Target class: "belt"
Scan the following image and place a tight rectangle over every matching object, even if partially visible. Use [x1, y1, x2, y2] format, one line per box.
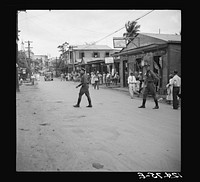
[129, 83, 135, 84]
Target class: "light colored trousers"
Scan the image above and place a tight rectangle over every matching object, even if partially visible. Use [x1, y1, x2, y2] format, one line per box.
[129, 83, 137, 98]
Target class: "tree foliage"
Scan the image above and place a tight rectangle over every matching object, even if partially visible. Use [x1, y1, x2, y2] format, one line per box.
[123, 21, 140, 43]
[18, 51, 28, 68]
[57, 42, 69, 54]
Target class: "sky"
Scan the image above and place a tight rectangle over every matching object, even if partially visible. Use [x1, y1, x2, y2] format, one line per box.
[18, 10, 181, 58]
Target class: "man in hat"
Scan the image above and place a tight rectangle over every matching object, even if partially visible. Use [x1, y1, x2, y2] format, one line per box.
[73, 68, 92, 108]
[138, 64, 159, 109]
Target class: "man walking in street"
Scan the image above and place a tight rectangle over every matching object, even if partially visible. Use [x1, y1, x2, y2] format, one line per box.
[128, 72, 139, 99]
[170, 70, 181, 109]
[138, 64, 159, 109]
[73, 68, 92, 108]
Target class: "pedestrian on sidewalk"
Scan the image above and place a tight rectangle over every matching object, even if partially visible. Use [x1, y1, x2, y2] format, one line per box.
[98, 72, 102, 85]
[138, 64, 160, 109]
[90, 72, 95, 88]
[170, 70, 181, 109]
[113, 72, 119, 85]
[60, 73, 64, 81]
[106, 72, 111, 87]
[31, 73, 35, 85]
[128, 72, 139, 99]
[73, 68, 92, 108]
[166, 74, 173, 105]
[94, 71, 100, 90]
[103, 72, 106, 84]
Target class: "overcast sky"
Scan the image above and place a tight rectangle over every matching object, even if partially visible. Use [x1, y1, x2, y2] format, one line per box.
[18, 10, 181, 58]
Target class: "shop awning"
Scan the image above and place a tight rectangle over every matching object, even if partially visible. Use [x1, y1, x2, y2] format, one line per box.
[86, 58, 105, 64]
[113, 43, 168, 56]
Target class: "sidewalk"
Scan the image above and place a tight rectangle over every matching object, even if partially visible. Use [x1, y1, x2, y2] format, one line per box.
[99, 83, 168, 104]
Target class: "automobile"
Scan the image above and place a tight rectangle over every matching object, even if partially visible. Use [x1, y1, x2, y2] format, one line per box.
[44, 72, 53, 81]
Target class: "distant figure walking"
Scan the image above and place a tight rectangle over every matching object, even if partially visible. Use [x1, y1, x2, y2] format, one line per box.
[73, 68, 92, 108]
[106, 72, 111, 86]
[60, 73, 64, 81]
[102, 72, 106, 84]
[94, 71, 99, 90]
[114, 72, 119, 85]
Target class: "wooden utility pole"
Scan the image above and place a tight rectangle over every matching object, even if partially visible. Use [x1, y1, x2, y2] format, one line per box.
[25, 41, 33, 72]
[25, 41, 33, 59]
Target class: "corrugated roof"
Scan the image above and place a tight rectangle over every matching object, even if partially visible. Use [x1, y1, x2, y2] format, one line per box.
[73, 44, 113, 50]
[140, 33, 181, 42]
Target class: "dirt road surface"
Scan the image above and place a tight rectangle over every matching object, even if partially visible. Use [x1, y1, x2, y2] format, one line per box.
[16, 77, 181, 171]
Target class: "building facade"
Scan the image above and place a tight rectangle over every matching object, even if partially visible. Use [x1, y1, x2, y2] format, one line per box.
[65, 44, 117, 74]
[113, 33, 181, 94]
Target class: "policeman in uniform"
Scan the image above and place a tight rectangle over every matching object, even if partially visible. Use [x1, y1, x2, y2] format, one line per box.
[73, 68, 92, 108]
[138, 63, 159, 109]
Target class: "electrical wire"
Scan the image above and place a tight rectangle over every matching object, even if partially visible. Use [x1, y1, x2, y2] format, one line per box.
[86, 10, 155, 47]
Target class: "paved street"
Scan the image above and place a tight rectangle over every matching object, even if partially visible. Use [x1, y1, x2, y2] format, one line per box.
[16, 77, 181, 171]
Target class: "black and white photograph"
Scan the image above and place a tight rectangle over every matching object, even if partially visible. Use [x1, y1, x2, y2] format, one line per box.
[16, 10, 181, 173]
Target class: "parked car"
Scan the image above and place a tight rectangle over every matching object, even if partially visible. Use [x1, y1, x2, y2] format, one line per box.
[44, 72, 53, 81]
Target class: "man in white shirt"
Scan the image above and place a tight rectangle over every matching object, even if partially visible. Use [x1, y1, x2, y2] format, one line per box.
[128, 72, 139, 99]
[170, 70, 181, 109]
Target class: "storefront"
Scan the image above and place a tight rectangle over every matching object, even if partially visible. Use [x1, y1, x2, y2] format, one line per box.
[115, 42, 181, 94]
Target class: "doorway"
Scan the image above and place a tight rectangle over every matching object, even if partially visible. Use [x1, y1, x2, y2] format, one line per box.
[123, 60, 128, 87]
[153, 56, 162, 92]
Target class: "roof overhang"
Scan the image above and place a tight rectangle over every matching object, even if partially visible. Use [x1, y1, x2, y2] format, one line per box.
[113, 43, 168, 56]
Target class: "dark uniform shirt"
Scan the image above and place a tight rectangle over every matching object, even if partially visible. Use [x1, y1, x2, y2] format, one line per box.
[144, 70, 159, 84]
[81, 74, 89, 88]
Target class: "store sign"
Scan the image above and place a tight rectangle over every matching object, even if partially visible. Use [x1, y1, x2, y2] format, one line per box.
[113, 37, 127, 48]
[105, 57, 114, 64]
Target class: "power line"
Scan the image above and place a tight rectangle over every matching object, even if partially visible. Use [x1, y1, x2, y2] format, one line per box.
[89, 10, 155, 46]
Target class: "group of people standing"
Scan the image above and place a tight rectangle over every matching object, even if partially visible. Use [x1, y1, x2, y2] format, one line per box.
[127, 64, 181, 110]
[71, 65, 181, 110]
[90, 71, 101, 89]
[89, 71, 120, 89]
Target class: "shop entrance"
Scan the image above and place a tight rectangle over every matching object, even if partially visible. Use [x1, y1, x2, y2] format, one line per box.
[123, 60, 128, 87]
[153, 56, 162, 92]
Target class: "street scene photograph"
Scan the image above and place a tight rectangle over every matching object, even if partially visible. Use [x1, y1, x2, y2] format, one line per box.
[16, 10, 181, 173]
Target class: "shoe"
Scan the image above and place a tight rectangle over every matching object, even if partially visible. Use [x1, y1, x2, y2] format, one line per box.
[73, 105, 80, 107]
[138, 105, 145, 108]
[153, 106, 159, 109]
[86, 105, 92, 107]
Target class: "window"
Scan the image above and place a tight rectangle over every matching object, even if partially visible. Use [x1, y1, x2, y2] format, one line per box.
[79, 52, 85, 59]
[93, 52, 100, 58]
[105, 52, 110, 57]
